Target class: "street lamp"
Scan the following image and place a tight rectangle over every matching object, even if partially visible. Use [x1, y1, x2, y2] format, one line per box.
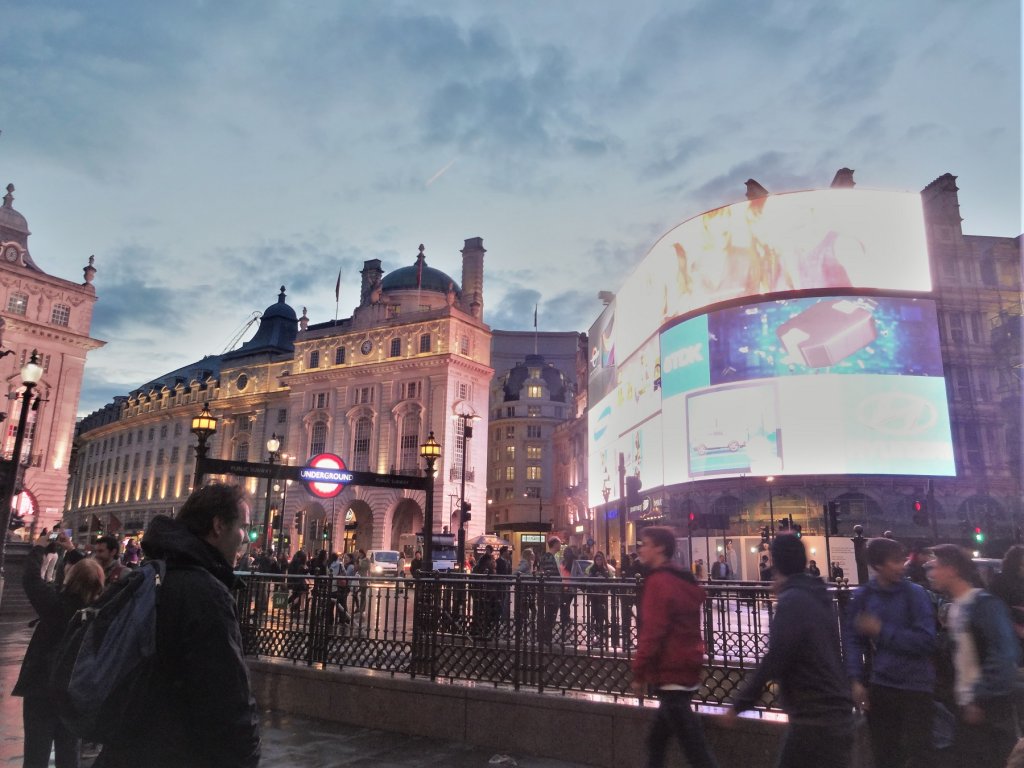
[0, 351, 44, 609]
[419, 431, 441, 572]
[262, 433, 280, 553]
[601, 476, 611, 555]
[766, 476, 776, 540]
[190, 403, 218, 490]
[452, 409, 478, 572]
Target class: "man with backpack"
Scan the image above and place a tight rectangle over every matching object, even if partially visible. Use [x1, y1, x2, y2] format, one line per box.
[93, 482, 261, 768]
[631, 526, 719, 768]
[928, 544, 1020, 767]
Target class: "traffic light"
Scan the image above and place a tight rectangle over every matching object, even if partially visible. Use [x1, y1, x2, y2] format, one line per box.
[322, 523, 331, 541]
[912, 499, 928, 527]
[688, 512, 698, 532]
[974, 526, 986, 544]
[248, 528, 259, 543]
[778, 516, 791, 532]
[626, 475, 642, 507]
[827, 501, 841, 535]
[793, 523, 803, 539]
[461, 501, 472, 523]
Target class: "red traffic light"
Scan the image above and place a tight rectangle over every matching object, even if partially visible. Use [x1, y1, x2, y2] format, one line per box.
[913, 500, 923, 512]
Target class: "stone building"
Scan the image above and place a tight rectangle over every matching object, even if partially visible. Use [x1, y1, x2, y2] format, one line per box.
[65, 240, 493, 554]
[0, 182, 102, 534]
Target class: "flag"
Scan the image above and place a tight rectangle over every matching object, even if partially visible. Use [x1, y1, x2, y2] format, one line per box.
[533, 303, 538, 329]
[334, 269, 341, 302]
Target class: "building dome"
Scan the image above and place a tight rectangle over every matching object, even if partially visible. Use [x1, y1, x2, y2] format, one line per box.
[502, 354, 571, 403]
[381, 244, 461, 296]
[0, 184, 29, 236]
[221, 286, 297, 360]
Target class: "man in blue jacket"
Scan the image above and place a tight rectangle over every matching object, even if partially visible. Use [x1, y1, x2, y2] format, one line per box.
[843, 537, 936, 768]
[928, 544, 1020, 768]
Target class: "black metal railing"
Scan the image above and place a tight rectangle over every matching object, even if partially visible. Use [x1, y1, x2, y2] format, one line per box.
[233, 572, 850, 713]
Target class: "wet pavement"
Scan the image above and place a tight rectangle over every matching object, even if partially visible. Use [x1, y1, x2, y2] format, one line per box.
[0, 614, 592, 768]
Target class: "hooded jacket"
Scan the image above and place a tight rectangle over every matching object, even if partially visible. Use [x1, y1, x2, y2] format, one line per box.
[95, 515, 260, 768]
[733, 573, 852, 723]
[632, 564, 706, 688]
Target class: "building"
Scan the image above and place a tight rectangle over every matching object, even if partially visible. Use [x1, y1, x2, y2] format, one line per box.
[0, 182, 103, 535]
[551, 333, 590, 551]
[65, 240, 493, 555]
[486, 331, 581, 557]
[586, 171, 1022, 569]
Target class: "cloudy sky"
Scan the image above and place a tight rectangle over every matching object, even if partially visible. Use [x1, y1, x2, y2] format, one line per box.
[2, 1, 1019, 415]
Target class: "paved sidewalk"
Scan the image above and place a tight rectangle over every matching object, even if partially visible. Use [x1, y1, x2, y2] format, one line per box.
[0, 616, 593, 768]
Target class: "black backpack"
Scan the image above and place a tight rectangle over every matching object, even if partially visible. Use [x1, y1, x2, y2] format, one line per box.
[50, 560, 166, 742]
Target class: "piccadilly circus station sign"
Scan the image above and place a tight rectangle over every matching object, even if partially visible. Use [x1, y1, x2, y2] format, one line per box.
[299, 453, 353, 498]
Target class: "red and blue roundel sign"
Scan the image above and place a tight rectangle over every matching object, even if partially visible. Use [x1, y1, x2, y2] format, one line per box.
[299, 453, 353, 499]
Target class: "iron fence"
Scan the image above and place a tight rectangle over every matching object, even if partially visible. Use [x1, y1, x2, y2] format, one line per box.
[233, 572, 851, 712]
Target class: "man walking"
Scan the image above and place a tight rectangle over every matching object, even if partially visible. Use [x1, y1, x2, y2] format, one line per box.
[710, 554, 732, 580]
[928, 544, 1020, 767]
[726, 534, 853, 768]
[94, 483, 261, 768]
[631, 526, 718, 768]
[844, 537, 937, 768]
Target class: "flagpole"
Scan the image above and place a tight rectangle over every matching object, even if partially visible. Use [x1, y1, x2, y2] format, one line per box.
[534, 303, 538, 354]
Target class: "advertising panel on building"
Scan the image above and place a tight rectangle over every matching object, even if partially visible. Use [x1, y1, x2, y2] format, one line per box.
[588, 188, 953, 502]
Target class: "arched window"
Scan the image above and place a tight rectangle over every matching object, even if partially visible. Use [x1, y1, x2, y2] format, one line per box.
[310, 421, 327, 455]
[399, 413, 420, 474]
[233, 440, 249, 462]
[352, 416, 371, 471]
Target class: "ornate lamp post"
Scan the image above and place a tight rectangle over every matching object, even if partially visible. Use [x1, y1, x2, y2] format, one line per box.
[190, 403, 218, 490]
[0, 351, 44, 608]
[601, 476, 611, 555]
[419, 431, 441, 572]
[261, 433, 280, 552]
[766, 475, 776, 540]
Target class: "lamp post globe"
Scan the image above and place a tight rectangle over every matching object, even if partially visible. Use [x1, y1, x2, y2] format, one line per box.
[419, 431, 441, 572]
[190, 403, 218, 490]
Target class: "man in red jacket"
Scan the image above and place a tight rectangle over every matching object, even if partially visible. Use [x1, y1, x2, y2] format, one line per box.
[631, 526, 719, 768]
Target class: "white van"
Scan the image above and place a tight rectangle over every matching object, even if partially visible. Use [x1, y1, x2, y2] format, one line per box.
[367, 550, 400, 576]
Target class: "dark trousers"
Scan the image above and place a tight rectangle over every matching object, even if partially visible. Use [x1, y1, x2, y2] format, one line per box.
[866, 685, 934, 768]
[954, 695, 1018, 768]
[23, 695, 80, 768]
[646, 689, 718, 768]
[777, 719, 854, 768]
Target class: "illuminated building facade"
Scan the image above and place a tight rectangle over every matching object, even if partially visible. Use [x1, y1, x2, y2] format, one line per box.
[0, 182, 103, 535]
[66, 240, 492, 553]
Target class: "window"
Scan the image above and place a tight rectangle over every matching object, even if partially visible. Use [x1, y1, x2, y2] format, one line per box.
[238, 418, 251, 433]
[148, 427, 155, 441]
[357, 387, 373, 405]
[527, 425, 541, 439]
[132, 454, 140, 470]
[947, 312, 966, 344]
[233, 441, 249, 461]
[525, 486, 540, 498]
[528, 406, 542, 417]
[118, 434, 124, 447]
[156, 448, 165, 464]
[310, 350, 322, 368]
[160, 425, 168, 439]
[506, 407, 516, 418]
[505, 445, 515, 460]
[950, 366, 971, 400]
[453, 419, 467, 480]
[170, 446, 180, 463]
[335, 347, 346, 365]
[401, 381, 420, 400]
[503, 488, 516, 500]
[457, 382, 470, 400]
[144, 451, 152, 467]
[527, 445, 542, 460]
[504, 466, 515, 480]
[969, 313, 984, 344]
[352, 417, 371, 471]
[527, 385, 543, 398]
[389, 338, 402, 357]
[962, 424, 984, 467]
[50, 304, 71, 327]
[310, 422, 327, 455]
[506, 426, 515, 439]
[277, 408, 287, 423]
[314, 392, 329, 409]
[460, 336, 470, 355]
[174, 423, 182, 437]
[419, 334, 431, 353]
[7, 292, 27, 316]
[526, 466, 542, 481]
[399, 414, 420, 473]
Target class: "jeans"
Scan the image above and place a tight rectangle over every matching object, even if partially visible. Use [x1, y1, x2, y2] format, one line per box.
[866, 685, 934, 768]
[777, 719, 854, 768]
[23, 695, 80, 768]
[646, 689, 718, 768]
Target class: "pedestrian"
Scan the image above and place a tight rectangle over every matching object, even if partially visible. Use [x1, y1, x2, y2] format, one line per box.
[831, 561, 844, 581]
[710, 554, 732, 580]
[619, 551, 642, 648]
[725, 539, 739, 580]
[93, 483, 261, 768]
[496, 545, 512, 622]
[538, 537, 563, 644]
[15, 534, 103, 768]
[515, 549, 535, 575]
[988, 544, 1024, 641]
[123, 537, 141, 568]
[586, 551, 613, 647]
[927, 544, 1020, 767]
[287, 549, 310, 615]
[805, 559, 821, 578]
[904, 548, 930, 588]
[631, 526, 719, 768]
[92, 534, 128, 586]
[759, 555, 772, 582]
[844, 537, 937, 768]
[726, 534, 854, 768]
[410, 550, 423, 577]
[693, 558, 706, 581]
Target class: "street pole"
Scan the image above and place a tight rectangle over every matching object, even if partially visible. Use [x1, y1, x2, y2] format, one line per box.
[420, 432, 440, 572]
[602, 485, 611, 556]
[767, 476, 776, 540]
[618, 452, 626, 561]
[0, 351, 43, 610]
[261, 434, 280, 553]
[454, 414, 474, 572]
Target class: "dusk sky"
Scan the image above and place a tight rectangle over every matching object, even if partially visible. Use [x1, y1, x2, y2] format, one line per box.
[2, 1, 1019, 416]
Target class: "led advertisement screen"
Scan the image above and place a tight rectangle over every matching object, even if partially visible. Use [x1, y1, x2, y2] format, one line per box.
[588, 188, 931, 380]
[660, 296, 954, 481]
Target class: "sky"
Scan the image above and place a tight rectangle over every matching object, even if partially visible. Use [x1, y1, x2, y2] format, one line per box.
[1, 1, 1020, 416]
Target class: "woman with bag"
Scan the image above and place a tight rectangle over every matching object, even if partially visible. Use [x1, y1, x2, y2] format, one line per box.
[14, 532, 106, 768]
[586, 552, 613, 647]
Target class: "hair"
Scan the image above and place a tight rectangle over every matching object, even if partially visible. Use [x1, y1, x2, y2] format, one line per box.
[594, 551, 606, 564]
[866, 537, 906, 568]
[176, 483, 247, 537]
[523, 549, 535, 559]
[1002, 545, 1024, 579]
[547, 537, 561, 549]
[932, 544, 981, 585]
[641, 526, 677, 558]
[94, 534, 120, 555]
[63, 558, 105, 606]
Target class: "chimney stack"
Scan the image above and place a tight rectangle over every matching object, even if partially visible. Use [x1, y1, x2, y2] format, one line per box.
[460, 237, 486, 319]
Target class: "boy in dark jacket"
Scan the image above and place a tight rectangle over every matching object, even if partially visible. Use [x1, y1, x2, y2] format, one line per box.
[844, 537, 936, 768]
[631, 526, 718, 768]
[727, 534, 853, 768]
[95, 483, 260, 768]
